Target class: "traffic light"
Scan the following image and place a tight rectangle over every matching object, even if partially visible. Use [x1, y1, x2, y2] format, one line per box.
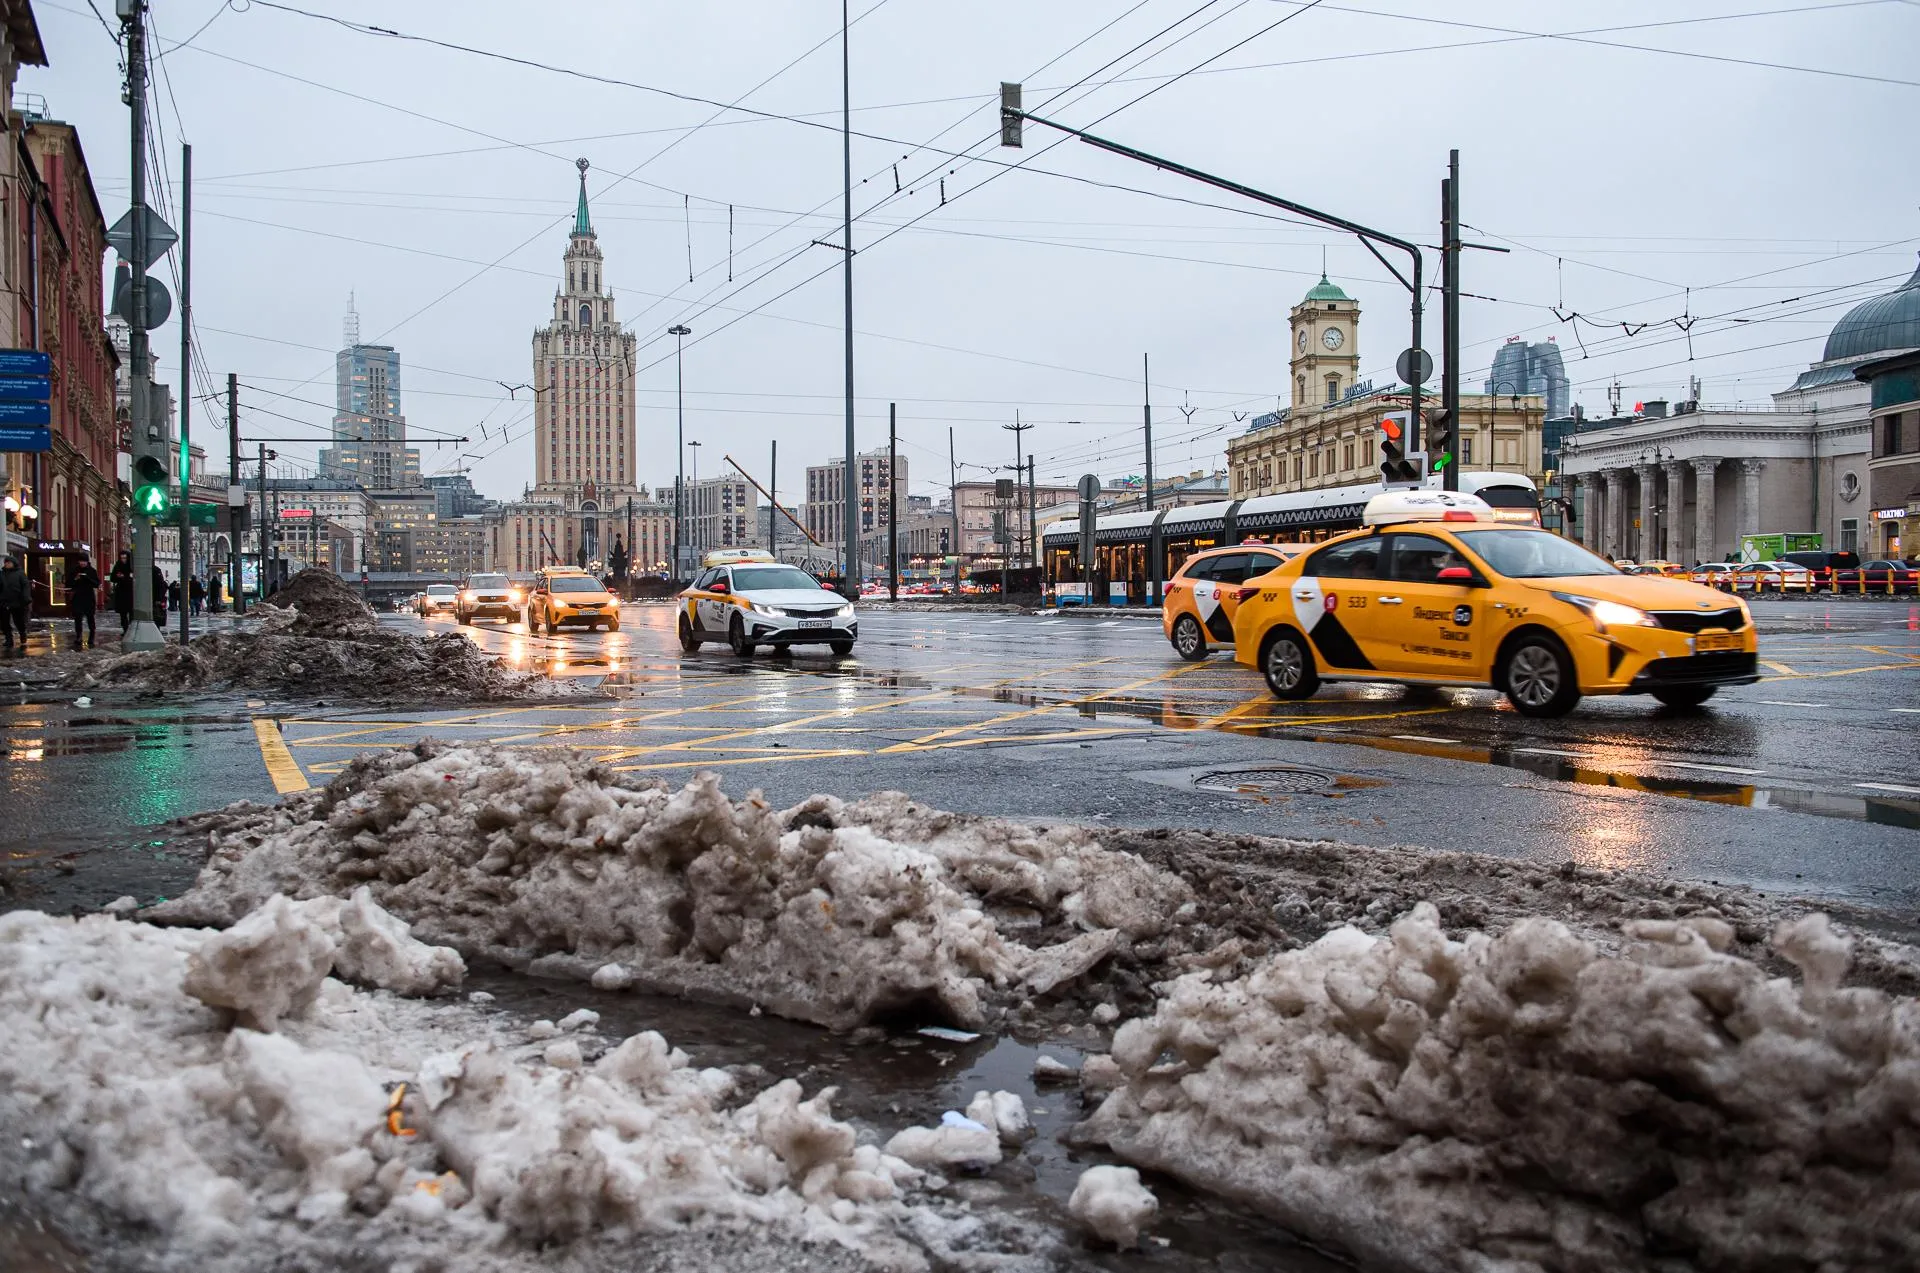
[131, 451, 171, 519]
[1378, 411, 1422, 487]
[999, 82, 1023, 147]
[1426, 408, 1456, 478]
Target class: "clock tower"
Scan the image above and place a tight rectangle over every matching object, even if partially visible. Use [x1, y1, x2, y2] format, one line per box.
[1289, 273, 1361, 412]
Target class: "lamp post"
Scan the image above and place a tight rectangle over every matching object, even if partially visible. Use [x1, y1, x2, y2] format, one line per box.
[668, 324, 691, 580]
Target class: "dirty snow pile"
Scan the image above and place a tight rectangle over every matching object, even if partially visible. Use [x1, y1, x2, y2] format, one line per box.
[1078, 902, 1920, 1273]
[74, 567, 591, 702]
[153, 742, 1192, 1031]
[0, 897, 931, 1272]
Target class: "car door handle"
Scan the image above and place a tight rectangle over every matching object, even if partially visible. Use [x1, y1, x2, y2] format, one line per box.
[1294, 590, 1316, 599]
[1378, 596, 1404, 605]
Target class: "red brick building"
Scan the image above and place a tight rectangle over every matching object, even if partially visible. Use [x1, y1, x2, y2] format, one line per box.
[21, 113, 119, 562]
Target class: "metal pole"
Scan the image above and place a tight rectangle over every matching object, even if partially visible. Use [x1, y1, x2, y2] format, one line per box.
[769, 439, 777, 559]
[1027, 457, 1037, 583]
[176, 142, 191, 644]
[669, 324, 689, 579]
[840, 0, 857, 598]
[948, 426, 959, 596]
[1144, 353, 1160, 606]
[1442, 149, 1461, 492]
[228, 373, 242, 613]
[256, 443, 267, 601]
[1001, 412, 1032, 568]
[887, 403, 898, 600]
[121, 0, 163, 649]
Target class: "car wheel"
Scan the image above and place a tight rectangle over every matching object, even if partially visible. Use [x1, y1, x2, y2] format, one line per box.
[1261, 630, 1319, 700]
[545, 614, 558, 637]
[457, 610, 470, 625]
[830, 640, 854, 656]
[1171, 614, 1208, 662]
[1651, 685, 1716, 709]
[729, 617, 756, 658]
[606, 617, 620, 633]
[677, 614, 700, 651]
[1502, 634, 1580, 717]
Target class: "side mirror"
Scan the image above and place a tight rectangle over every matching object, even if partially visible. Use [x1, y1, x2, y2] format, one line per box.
[820, 581, 838, 591]
[1437, 566, 1479, 585]
[710, 581, 730, 595]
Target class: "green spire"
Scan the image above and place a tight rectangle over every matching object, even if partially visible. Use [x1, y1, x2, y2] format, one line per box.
[573, 157, 593, 236]
[1304, 272, 1349, 302]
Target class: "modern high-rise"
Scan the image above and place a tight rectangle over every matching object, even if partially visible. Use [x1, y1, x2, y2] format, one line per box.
[319, 301, 422, 491]
[804, 447, 906, 545]
[1487, 337, 1570, 422]
[685, 476, 756, 553]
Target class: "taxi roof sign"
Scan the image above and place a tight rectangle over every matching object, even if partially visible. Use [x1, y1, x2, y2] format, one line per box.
[1362, 489, 1495, 528]
[702, 548, 776, 568]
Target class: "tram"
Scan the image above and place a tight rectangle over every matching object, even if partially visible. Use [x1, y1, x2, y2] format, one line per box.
[1042, 472, 1541, 604]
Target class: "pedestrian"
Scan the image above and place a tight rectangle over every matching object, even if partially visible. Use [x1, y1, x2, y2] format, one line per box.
[67, 551, 101, 649]
[208, 570, 224, 613]
[109, 550, 134, 631]
[166, 578, 181, 616]
[0, 552, 28, 657]
[189, 574, 205, 617]
[152, 566, 168, 626]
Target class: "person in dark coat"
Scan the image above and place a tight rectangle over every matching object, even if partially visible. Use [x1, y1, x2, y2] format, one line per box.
[189, 574, 206, 617]
[67, 551, 101, 648]
[109, 551, 134, 630]
[152, 566, 168, 625]
[0, 553, 29, 656]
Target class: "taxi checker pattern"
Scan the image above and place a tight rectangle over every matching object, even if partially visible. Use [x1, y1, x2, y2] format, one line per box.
[1231, 490, 1760, 717]
[1161, 545, 1301, 660]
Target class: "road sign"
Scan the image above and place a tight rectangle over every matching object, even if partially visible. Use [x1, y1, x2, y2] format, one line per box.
[0, 376, 50, 402]
[0, 350, 50, 378]
[188, 503, 220, 528]
[1078, 473, 1101, 502]
[0, 400, 50, 425]
[1396, 347, 1433, 386]
[0, 424, 50, 451]
[110, 270, 173, 328]
[106, 207, 179, 269]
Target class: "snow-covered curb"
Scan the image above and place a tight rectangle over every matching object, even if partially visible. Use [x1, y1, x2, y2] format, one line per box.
[149, 743, 1191, 1031]
[1077, 902, 1920, 1272]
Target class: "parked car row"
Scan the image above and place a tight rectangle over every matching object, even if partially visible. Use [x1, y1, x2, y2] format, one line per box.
[1617, 552, 1917, 593]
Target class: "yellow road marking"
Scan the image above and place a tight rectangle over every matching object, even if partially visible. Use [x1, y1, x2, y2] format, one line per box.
[252, 718, 311, 794]
[882, 662, 1207, 753]
[1760, 660, 1797, 676]
[1764, 662, 1920, 680]
[610, 749, 868, 774]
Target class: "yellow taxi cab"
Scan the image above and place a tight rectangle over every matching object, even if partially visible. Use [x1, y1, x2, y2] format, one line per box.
[676, 549, 856, 658]
[1231, 490, 1759, 716]
[1162, 543, 1306, 661]
[526, 567, 619, 634]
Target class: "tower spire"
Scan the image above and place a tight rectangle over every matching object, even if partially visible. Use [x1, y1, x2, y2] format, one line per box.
[344, 291, 359, 345]
[573, 158, 593, 237]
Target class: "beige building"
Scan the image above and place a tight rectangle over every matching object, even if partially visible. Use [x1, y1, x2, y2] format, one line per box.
[414, 515, 489, 578]
[1227, 275, 1544, 498]
[685, 475, 755, 554]
[805, 447, 904, 545]
[953, 478, 1079, 562]
[515, 158, 639, 571]
[487, 488, 675, 577]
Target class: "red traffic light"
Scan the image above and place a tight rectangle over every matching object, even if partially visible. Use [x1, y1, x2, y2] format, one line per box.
[1380, 416, 1403, 442]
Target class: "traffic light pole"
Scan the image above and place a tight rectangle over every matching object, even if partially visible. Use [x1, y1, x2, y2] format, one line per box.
[1441, 151, 1461, 492]
[228, 373, 243, 614]
[121, 0, 164, 651]
[176, 141, 191, 644]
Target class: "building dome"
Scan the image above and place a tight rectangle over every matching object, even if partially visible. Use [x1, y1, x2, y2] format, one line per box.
[1303, 272, 1349, 302]
[1822, 253, 1920, 362]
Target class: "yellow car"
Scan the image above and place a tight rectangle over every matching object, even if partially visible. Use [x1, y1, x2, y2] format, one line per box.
[527, 567, 620, 634]
[1232, 490, 1759, 717]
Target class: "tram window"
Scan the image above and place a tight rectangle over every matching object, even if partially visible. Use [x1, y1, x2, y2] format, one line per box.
[1304, 537, 1381, 579]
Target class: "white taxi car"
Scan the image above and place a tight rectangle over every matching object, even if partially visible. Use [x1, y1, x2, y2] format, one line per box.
[677, 550, 856, 657]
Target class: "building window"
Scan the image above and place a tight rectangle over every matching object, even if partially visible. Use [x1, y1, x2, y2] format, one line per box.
[1325, 376, 1339, 404]
[1460, 437, 1473, 465]
[1342, 443, 1353, 472]
[1840, 518, 1859, 552]
[1293, 456, 1303, 483]
[1882, 413, 1903, 458]
[1308, 452, 1318, 479]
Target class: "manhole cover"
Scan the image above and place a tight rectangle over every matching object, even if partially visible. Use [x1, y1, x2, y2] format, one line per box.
[1193, 766, 1336, 795]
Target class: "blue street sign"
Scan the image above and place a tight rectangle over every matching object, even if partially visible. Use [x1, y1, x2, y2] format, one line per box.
[0, 350, 51, 378]
[0, 376, 50, 401]
[0, 400, 50, 425]
[0, 424, 51, 451]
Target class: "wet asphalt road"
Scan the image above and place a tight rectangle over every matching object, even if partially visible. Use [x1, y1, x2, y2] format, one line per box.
[3, 598, 1918, 917]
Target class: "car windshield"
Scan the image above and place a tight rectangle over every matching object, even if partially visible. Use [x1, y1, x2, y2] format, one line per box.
[549, 576, 607, 594]
[426, 585, 457, 596]
[468, 574, 508, 589]
[1455, 529, 1620, 579]
[733, 566, 824, 591]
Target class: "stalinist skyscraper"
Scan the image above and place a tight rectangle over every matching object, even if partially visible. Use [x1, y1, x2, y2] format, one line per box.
[504, 159, 642, 570]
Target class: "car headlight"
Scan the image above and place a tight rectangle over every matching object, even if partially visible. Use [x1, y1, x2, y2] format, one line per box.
[836, 603, 854, 618]
[748, 600, 778, 615]
[462, 590, 476, 602]
[509, 590, 523, 605]
[1553, 592, 1656, 632]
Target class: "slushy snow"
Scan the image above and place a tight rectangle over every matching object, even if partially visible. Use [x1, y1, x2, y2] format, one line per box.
[153, 744, 1190, 1031]
[1078, 902, 1920, 1272]
[0, 902, 936, 1271]
[1067, 1165, 1157, 1248]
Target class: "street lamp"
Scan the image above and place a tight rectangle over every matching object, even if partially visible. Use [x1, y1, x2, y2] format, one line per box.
[668, 324, 691, 580]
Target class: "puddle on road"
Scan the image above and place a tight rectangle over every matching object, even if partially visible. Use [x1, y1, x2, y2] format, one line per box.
[467, 968, 1351, 1271]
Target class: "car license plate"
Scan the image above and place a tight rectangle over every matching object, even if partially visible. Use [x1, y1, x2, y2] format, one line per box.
[798, 618, 830, 629]
[1696, 632, 1741, 652]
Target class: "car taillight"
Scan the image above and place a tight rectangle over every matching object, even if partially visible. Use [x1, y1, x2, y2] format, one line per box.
[1236, 586, 1261, 602]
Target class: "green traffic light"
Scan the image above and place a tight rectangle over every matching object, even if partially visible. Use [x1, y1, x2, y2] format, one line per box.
[1432, 453, 1452, 471]
[133, 484, 171, 517]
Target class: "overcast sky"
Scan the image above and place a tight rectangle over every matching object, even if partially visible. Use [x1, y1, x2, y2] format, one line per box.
[26, 0, 1920, 503]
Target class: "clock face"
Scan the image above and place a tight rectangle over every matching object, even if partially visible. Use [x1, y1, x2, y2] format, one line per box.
[1296, 329, 1308, 353]
[1322, 327, 1345, 351]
